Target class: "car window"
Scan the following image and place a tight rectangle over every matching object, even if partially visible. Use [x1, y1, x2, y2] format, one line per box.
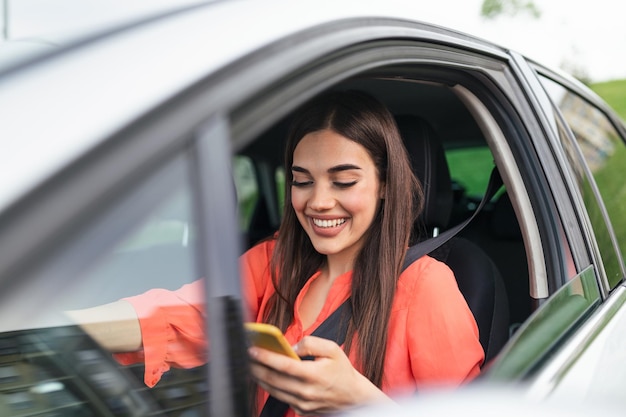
[233, 155, 260, 231]
[539, 76, 626, 289]
[446, 146, 494, 198]
[276, 166, 286, 215]
[487, 265, 601, 379]
[0, 154, 210, 416]
[234, 155, 285, 249]
[445, 146, 502, 226]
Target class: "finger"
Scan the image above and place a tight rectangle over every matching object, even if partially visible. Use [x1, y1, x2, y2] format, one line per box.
[249, 360, 318, 410]
[293, 336, 343, 359]
[249, 359, 302, 396]
[253, 378, 333, 417]
[262, 389, 329, 416]
[249, 346, 304, 375]
[249, 362, 292, 394]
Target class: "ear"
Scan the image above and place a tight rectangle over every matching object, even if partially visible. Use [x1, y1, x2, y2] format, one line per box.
[379, 182, 386, 199]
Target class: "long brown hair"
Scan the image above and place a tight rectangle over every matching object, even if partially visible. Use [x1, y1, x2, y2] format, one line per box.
[264, 90, 423, 387]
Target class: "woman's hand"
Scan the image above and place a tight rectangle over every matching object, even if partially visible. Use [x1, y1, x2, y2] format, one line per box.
[248, 335, 392, 415]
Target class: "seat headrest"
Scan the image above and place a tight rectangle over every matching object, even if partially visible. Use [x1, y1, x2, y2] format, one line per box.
[395, 115, 453, 234]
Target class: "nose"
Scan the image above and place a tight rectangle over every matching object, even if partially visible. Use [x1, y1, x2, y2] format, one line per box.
[308, 183, 335, 211]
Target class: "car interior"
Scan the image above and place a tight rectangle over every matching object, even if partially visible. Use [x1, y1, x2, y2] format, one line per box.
[236, 76, 532, 354]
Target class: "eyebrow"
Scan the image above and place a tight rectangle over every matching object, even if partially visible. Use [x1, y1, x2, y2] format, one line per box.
[291, 164, 362, 174]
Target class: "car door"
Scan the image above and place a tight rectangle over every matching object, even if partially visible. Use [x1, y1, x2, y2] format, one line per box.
[0, 94, 248, 417]
[483, 60, 626, 403]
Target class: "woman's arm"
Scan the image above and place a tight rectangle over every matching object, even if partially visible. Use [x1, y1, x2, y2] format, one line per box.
[65, 300, 142, 352]
[406, 259, 483, 383]
[66, 282, 208, 387]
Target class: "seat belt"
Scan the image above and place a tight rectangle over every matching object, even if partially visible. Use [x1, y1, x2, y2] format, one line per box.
[403, 167, 502, 269]
[260, 168, 502, 417]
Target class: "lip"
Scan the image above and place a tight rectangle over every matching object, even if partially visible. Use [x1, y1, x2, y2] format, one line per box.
[308, 215, 349, 237]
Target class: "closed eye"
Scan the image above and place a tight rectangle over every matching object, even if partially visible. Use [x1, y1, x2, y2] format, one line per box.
[291, 180, 313, 187]
[334, 180, 357, 188]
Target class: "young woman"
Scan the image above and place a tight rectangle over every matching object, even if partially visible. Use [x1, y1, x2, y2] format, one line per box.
[71, 90, 483, 416]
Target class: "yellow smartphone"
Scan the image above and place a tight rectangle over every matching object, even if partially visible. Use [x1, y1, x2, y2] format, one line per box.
[244, 322, 300, 360]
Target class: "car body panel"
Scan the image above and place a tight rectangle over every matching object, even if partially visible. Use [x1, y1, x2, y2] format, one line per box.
[545, 284, 626, 404]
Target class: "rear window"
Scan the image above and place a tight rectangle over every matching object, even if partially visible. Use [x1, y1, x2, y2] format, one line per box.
[446, 146, 494, 197]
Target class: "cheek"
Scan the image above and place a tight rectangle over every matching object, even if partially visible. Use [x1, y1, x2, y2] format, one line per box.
[343, 189, 379, 217]
[290, 188, 306, 213]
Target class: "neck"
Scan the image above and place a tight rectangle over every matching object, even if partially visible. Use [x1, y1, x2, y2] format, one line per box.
[323, 252, 355, 282]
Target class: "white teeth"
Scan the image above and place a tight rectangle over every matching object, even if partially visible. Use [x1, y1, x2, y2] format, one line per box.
[313, 218, 346, 228]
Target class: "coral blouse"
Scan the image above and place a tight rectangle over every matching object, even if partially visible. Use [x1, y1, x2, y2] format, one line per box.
[115, 239, 483, 414]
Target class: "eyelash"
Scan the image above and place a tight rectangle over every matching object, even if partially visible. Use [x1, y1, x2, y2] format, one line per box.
[291, 180, 357, 188]
[291, 180, 312, 187]
[334, 181, 357, 188]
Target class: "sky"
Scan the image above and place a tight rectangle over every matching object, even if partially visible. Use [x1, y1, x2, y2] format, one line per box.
[457, 0, 626, 82]
[1, 0, 625, 82]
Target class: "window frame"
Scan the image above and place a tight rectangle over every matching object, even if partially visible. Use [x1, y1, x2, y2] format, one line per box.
[535, 69, 626, 292]
[192, 115, 250, 417]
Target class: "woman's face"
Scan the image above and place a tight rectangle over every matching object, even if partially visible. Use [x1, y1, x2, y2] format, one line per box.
[291, 129, 383, 265]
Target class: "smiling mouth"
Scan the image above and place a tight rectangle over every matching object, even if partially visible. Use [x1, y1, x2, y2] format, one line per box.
[312, 218, 347, 228]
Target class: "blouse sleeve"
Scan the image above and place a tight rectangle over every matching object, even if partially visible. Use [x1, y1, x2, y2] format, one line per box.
[405, 258, 484, 386]
[114, 239, 277, 387]
[114, 280, 206, 387]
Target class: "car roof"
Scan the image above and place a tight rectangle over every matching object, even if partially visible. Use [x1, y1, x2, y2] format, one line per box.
[0, 0, 509, 214]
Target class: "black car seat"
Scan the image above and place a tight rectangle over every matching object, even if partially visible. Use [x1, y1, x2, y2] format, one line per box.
[462, 191, 531, 327]
[395, 114, 510, 364]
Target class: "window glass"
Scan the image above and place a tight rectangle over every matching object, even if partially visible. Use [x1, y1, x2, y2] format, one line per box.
[275, 166, 286, 215]
[0, 155, 210, 416]
[540, 76, 626, 288]
[446, 146, 494, 198]
[487, 265, 600, 379]
[445, 146, 500, 226]
[233, 156, 259, 231]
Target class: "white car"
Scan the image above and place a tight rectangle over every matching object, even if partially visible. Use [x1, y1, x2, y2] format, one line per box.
[0, 1, 625, 416]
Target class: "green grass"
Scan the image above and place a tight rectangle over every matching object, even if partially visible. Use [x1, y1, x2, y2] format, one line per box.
[590, 79, 626, 282]
[446, 147, 496, 197]
[581, 143, 626, 286]
[590, 79, 626, 121]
